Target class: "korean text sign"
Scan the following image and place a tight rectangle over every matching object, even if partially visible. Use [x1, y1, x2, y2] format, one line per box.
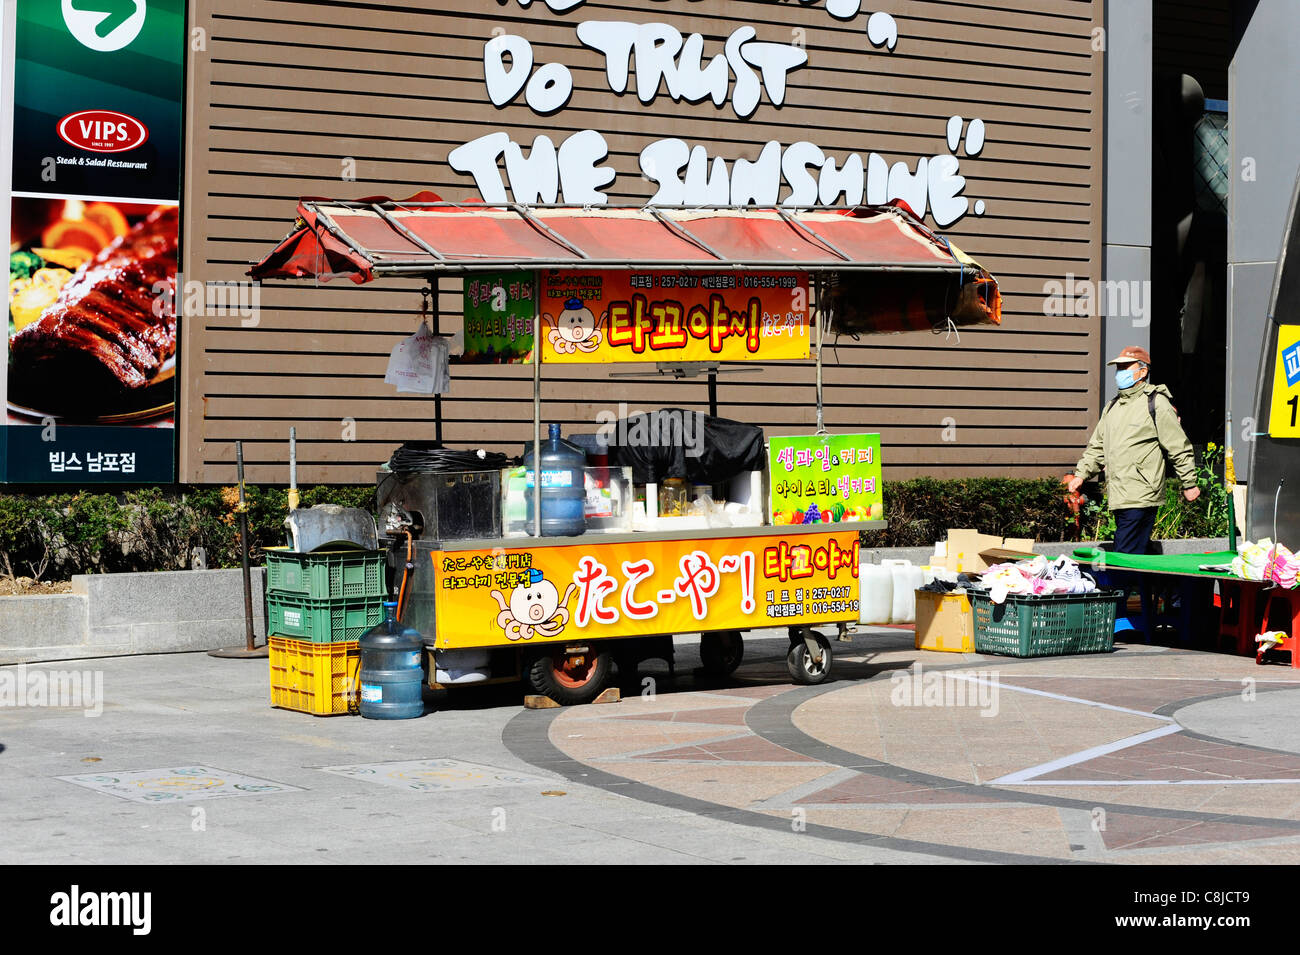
[1268, 325, 1300, 438]
[461, 271, 536, 363]
[432, 530, 859, 649]
[539, 270, 809, 364]
[768, 433, 884, 526]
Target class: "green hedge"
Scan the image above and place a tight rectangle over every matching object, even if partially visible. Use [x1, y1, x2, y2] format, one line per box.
[0, 485, 374, 581]
[0, 449, 1230, 580]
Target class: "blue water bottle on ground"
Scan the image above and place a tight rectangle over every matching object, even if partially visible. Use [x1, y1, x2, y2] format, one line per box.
[358, 601, 424, 720]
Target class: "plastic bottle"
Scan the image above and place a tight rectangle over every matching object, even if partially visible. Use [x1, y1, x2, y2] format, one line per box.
[859, 561, 894, 624]
[883, 559, 924, 624]
[358, 601, 424, 719]
[523, 423, 587, 537]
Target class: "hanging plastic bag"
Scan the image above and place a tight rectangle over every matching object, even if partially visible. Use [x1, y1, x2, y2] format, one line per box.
[385, 323, 449, 394]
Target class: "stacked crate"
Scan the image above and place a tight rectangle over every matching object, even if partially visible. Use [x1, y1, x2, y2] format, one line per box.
[265, 548, 387, 716]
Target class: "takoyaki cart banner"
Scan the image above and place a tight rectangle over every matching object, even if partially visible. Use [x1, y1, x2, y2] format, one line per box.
[540, 270, 810, 364]
[432, 530, 860, 650]
[3, 0, 186, 483]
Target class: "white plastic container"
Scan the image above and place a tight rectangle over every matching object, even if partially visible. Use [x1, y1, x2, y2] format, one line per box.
[859, 561, 894, 624]
[883, 559, 924, 623]
[434, 648, 491, 685]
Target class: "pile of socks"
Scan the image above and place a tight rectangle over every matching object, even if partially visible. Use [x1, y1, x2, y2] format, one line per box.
[977, 555, 1097, 604]
[1231, 539, 1300, 588]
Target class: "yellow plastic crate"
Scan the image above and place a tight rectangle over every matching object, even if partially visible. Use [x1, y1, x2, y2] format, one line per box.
[914, 589, 975, 653]
[269, 636, 359, 716]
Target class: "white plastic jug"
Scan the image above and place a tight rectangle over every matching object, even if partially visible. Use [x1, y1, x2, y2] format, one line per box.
[883, 559, 924, 623]
[859, 561, 894, 624]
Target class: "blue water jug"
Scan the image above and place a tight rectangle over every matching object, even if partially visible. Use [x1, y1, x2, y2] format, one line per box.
[523, 423, 587, 537]
[358, 601, 424, 720]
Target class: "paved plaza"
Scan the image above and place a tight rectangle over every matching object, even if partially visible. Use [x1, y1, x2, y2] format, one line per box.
[3, 627, 1299, 864]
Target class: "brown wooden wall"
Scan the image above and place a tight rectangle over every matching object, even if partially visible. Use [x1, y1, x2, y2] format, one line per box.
[181, 0, 1104, 484]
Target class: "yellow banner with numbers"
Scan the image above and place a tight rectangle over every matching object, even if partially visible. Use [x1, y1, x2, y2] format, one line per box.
[431, 530, 860, 650]
[1269, 325, 1300, 438]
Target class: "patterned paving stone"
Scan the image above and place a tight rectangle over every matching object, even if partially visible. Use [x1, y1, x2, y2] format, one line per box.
[793, 773, 992, 806]
[998, 676, 1244, 713]
[631, 735, 817, 763]
[611, 706, 752, 726]
[1097, 811, 1300, 851]
[1035, 732, 1300, 783]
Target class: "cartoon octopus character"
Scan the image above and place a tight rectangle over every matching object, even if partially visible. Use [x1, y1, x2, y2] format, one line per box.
[490, 568, 577, 641]
[544, 297, 605, 355]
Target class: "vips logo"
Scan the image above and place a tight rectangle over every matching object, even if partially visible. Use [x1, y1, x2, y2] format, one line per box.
[57, 110, 150, 153]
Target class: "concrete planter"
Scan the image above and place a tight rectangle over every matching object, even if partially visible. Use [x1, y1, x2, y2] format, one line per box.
[0, 569, 266, 665]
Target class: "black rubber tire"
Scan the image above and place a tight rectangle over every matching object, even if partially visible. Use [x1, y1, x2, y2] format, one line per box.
[699, 631, 745, 677]
[526, 648, 613, 705]
[786, 631, 832, 685]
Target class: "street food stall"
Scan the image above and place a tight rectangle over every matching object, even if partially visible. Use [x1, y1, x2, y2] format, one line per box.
[250, 197, 1001, 704]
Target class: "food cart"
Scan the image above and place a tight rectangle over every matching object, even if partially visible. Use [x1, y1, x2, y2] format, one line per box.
[250, 197, 1001, 704]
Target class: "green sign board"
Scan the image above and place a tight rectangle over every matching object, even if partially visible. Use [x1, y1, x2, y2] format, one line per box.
[768, 433, 883, 526]
[461, 272, 535, 363]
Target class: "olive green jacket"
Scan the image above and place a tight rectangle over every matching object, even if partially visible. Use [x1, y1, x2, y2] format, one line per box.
[1074, 382, 1198, 510]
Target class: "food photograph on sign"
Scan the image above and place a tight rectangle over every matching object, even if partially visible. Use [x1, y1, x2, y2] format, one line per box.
[7, 196, 178, 427]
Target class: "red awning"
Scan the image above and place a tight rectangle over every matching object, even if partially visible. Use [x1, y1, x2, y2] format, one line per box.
[248, 193, 1001, 328]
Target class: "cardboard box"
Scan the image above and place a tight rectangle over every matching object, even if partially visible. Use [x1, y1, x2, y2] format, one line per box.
[933, 529, 1036, 574]
[914, 589, 974, 653]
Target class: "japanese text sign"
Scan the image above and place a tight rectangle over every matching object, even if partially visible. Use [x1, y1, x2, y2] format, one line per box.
[432, 530, 859, 649]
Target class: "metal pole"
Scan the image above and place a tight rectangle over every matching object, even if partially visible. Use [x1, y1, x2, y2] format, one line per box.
[237, 441, 256, 652]
[708, 370, 718, 419]
[532, 275, 542, 538]
[1225, 412, 1237, 552]
[814, 275, 826, 434]
[288, 427, 299, 512]
[208, 441, 270, 658]
[432, 278, 443, 445]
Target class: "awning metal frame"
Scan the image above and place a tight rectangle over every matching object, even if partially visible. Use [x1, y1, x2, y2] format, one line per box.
[287, 200, 967, 278]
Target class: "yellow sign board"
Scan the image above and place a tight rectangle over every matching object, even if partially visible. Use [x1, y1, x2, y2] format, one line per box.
[432, 531, 860, 649]
[1269, 325, 1300, 438]
[538, 270, 810, 364]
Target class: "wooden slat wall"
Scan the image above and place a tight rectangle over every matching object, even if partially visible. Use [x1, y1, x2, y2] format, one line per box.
[182, 0, 1104, 484]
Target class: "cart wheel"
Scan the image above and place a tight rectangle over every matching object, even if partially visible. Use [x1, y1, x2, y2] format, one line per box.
[699, 631, 744, 677]
[527, 648, 612, 705]
[786, 630, 832, 685]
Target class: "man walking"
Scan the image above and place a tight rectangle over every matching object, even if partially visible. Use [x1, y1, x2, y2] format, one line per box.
[1067, 346, 1200, 555]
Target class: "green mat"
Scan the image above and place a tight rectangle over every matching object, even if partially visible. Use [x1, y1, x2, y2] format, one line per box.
[1072, 546, 1238, 578]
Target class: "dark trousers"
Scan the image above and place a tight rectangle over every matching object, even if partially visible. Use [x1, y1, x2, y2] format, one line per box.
[1113, 507, 1158, 556]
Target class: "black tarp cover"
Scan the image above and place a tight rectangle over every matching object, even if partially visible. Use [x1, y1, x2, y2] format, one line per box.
[606, 409, 766, 484]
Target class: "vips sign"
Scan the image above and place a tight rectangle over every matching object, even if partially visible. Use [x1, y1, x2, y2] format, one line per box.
[540, 270, 810, 364]
[432, 530, 860, 649]
[3, 0, 185, 483]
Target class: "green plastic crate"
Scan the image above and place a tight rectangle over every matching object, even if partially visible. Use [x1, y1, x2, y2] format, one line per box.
[265, 548, 386, 601]
[267, 592, 386, 643]
[971, 590, 1120, 657]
